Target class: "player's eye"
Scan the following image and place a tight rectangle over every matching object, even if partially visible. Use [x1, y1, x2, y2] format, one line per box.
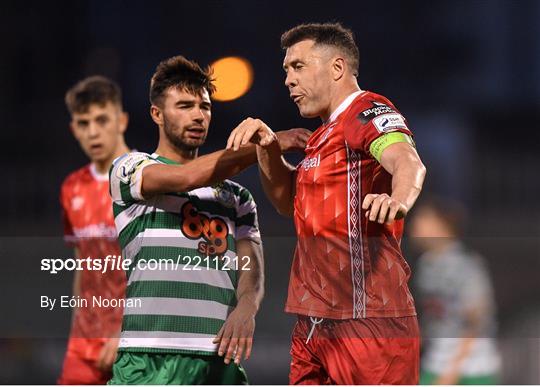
[96, 116, 109, 125]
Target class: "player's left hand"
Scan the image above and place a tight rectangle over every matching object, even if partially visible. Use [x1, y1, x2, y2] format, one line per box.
[226, 117, 277, 151]
[213, 301, 256, 365]
[362, 193, 407, 224]
[95, 336, 119, 371]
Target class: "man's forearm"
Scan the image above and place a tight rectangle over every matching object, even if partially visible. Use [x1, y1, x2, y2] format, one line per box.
[236, 241, 264, 312]
[143, 146, 257, 196]
[390, 154, 426, 211]
[236, 269, 264, 313]
[256, 141, 296, 217]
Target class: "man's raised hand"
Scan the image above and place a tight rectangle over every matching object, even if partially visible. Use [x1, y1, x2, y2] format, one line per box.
[226, 118, 277, 151]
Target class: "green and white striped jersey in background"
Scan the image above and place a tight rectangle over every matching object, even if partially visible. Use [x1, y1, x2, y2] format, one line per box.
[109, 152, 261, 355]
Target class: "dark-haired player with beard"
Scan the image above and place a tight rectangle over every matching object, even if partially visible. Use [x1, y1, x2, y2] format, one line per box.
[108, 55, 309, 384]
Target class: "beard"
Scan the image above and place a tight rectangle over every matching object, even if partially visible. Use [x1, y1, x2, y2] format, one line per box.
[163, 116, 206, 152]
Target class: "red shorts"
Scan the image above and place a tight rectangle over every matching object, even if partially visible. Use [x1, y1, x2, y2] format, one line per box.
[289, 315, 420, 385]
[57, 338, 111, 385]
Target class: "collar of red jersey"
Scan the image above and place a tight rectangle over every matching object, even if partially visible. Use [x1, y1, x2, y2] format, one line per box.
[90, 163, 109, 182]
[325, 90, 365, 125]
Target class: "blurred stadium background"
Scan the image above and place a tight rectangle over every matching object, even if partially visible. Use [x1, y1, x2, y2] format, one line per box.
[1, 0, 539, 384]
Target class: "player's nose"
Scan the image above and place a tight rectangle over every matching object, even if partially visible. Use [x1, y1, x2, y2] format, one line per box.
[285, 72, 297, 88]
[192, 108, 205, 123]
[87, 121, 100, 137]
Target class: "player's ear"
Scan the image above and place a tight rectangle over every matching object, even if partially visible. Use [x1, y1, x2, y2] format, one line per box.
[119, 111, 129, 134]
[332, 57, 345, 81]
[150, 105, 163, 126]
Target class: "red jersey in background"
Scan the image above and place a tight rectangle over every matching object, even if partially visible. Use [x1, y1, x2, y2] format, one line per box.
[60, 163, 125, 358]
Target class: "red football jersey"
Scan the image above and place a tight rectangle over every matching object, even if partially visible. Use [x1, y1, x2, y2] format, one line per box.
[60, 164, 126, 347]
[287, 90, 417, 319]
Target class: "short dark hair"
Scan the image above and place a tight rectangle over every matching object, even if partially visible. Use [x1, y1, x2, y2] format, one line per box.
[149, 55, 216, 106]
[65, 75, 122, 114]
[281, 22, 360, 76]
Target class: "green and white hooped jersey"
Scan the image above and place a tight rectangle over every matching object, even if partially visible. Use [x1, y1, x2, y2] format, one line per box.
[109, 152, 261, 355]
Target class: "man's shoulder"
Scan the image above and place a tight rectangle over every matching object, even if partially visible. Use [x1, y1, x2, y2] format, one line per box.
[348, 90, 396, 116]
[342, 90, 408, 136]
[220, 179, 247, 192]
[221, 180, 253, 198]
[111, 151, 153, 169]
[213, 180, 255, 209]
[61, 164, 92, 192]
[110, 151, 154, 183]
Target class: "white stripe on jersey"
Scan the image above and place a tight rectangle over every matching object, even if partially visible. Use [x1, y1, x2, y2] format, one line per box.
[124, 297, 233, 320]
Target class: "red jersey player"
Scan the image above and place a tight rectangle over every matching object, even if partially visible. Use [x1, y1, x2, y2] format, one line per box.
[58, 76, 129, 384]
[227, 23, 426, 384]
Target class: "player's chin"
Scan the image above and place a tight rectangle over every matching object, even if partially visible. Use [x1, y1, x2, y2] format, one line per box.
[184, 138, 206, 148]
[297, 106, 318, 119]
[86, 148, 110, 162]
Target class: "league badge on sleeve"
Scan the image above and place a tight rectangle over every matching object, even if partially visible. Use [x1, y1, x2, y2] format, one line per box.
[115, 153, 148, 184]
[358, 101, 409, 133]
[372, 113, 408, 133]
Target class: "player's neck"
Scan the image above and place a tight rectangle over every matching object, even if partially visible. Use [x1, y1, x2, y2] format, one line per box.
[155, 141, 199, 164]
[92, 141, 130, 174]
[321, 84, 362, 123]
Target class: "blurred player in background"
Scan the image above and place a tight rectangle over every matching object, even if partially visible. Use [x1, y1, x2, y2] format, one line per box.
[227, 22, 426, 384]
[410, 197, 501, 384]
[108, 55, 308, 384]
[58, 76, 129, 384]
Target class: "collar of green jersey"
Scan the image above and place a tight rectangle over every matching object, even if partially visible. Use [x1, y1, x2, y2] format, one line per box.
[151, 153, 182, 165]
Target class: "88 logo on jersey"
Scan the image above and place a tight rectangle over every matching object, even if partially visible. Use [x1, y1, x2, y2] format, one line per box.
[181, 202, 229, 256]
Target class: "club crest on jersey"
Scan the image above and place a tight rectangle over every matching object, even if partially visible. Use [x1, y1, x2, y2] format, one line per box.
[213, 183, 236, 208]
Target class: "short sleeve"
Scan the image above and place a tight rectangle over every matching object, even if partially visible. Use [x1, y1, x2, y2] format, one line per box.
[109, 152, 158, 205]
[344, 98, 414, 161]
[235, 187, 261, 244]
